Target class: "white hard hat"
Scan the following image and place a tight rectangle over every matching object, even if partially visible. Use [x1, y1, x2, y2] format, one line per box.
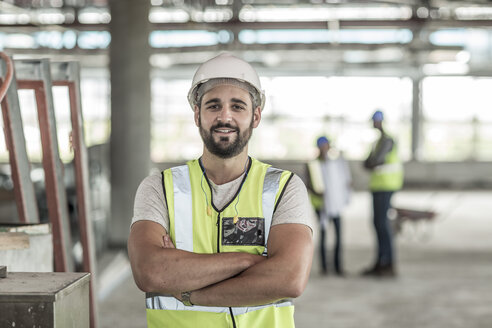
[187, 53, 266, 111]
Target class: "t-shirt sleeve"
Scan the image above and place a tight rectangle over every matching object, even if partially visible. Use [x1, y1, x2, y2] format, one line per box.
[131, 173, 169, 233]
[272, 173, 315, 234]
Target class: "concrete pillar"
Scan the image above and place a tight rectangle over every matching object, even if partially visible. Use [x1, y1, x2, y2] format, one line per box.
[411, 77, 422, 161]
[108, 0, 151, 245]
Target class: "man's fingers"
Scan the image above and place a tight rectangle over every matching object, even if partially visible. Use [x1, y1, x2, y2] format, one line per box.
[162, 235, 170, 247]
[162, 235, 176, 249]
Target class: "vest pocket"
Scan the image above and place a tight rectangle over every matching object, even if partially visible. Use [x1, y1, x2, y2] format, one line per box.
[222, 217, 265, 246]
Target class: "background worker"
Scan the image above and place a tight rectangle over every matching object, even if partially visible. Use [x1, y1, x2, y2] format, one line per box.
[307, 136, 351, 276]
[362, 110, 404, 277]
[128, 53, 314, 327]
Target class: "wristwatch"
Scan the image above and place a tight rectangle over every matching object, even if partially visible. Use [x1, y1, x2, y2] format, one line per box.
[181, 291, 193, 306]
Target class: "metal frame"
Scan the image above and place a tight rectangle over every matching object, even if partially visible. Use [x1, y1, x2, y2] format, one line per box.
[15, 59, 73, 273]
[0, 55, 40, 224]
[51, 61, 98, 328]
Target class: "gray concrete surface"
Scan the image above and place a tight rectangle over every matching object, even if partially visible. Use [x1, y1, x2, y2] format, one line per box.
[108, 0, 152, 245]
[98, 191, 492, 328]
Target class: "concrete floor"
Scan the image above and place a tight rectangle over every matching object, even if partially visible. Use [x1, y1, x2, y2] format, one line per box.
[97, 191, 492, 328]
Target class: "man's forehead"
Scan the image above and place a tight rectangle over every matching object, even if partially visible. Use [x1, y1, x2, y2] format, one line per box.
[202, 85, 251, 102]
[204, 97, 248, 103]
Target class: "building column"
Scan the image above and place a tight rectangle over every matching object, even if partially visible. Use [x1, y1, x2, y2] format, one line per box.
[108, 0, 151, 245]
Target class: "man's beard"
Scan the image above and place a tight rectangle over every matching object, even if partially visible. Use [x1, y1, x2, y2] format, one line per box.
[199, 116, 254, 159]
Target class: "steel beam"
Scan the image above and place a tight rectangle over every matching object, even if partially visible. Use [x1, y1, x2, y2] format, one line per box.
[3, 17, 492, 31]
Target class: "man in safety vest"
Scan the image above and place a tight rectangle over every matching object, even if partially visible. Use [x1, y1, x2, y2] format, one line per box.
[362, 110, 403, 277]
[307, 136, 351, 276]
[128, 53, 314, 328]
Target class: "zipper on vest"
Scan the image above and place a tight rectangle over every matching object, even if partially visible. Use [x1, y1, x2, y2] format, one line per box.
[216, 212, 221, 253]
[229, 307, 237, 328]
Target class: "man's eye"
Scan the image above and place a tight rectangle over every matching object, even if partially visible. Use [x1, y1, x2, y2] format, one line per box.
[207, 104, 220, 110]
[232, 105, 245, 111]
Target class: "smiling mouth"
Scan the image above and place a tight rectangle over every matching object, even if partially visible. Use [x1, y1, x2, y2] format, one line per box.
[213, 128, 237, 134]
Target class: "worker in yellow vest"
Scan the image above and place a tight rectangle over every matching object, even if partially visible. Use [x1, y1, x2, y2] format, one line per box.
[362, 110, 403, 277]
[128, 53, 314, 327]
[307, 136, 351, 276]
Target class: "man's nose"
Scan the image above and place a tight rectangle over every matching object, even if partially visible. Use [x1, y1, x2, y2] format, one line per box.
[217, 106, 232, 122]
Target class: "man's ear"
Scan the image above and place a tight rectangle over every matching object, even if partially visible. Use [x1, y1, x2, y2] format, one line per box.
[252, 106, 261, 128]
[194, 105, 200, 127]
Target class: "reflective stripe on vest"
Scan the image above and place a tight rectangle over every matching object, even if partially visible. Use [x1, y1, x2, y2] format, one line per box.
[146, 294, 293, 315]
[262, 167, 283, 248]
[171, 165, 193, 252]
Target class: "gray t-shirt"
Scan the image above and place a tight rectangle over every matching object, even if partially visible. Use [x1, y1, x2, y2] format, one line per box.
[131, 169, 314, 234]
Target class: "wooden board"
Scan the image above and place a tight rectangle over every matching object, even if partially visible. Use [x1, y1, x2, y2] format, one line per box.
[0, 232, 29, 250]
[0, 223, 50, 234]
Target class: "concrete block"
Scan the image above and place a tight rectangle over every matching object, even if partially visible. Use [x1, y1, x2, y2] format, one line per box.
[0, 272, 90, 327]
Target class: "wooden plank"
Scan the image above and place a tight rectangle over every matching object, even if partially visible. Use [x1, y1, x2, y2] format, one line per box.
[0, 223, 51, 234]
[0, 232, 29, 250]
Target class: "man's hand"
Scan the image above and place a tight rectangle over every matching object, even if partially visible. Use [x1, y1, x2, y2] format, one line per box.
[162, 235, 175, 249]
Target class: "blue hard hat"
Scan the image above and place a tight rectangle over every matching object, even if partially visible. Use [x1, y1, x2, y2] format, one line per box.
[316, 136, 330, 147]
[372, 110, 384, 122]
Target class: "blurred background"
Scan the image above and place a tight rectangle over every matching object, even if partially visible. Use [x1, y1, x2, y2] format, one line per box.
[0, 0, 491, 327]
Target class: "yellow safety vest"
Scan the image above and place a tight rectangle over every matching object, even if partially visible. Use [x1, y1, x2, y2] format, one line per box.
[307, 160, 324, 210]
[146, 157, 295, 328]
[369, 136, 404, 192]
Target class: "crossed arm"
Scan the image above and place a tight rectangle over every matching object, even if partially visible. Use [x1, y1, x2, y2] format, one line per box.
[364, 137, 394, 170]
[128, 220, 313, 307]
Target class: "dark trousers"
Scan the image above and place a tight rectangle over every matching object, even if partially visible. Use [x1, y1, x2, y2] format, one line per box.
[317, 211, 342, 273]
[372, 191, 394, 266]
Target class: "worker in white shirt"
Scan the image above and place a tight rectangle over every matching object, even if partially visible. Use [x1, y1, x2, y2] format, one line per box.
[307, 136, 352, 276]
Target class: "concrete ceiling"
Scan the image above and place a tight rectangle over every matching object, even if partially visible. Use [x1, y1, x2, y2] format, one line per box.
[1, 0, 491, 76]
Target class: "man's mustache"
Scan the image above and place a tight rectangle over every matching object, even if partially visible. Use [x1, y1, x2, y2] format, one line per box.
[210, 123, 238, 131]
